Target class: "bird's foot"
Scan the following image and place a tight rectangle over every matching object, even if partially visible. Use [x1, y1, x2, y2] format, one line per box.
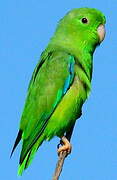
[57, 136, 72, 156]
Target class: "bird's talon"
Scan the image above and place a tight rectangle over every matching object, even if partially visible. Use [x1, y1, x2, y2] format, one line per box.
[60, 139, 64, 145]
[57, 136, 72, 156]
[57, 143, 61, 149]
[57, 139, 64, 149]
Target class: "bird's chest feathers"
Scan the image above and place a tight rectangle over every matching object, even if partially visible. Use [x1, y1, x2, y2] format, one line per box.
[73, 63, 92, 101]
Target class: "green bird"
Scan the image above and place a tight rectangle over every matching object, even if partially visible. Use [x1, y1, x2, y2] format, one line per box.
[11, 8, 106, 175]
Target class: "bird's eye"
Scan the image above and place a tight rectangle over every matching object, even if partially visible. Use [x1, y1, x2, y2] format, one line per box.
[81, 18, 88, 24]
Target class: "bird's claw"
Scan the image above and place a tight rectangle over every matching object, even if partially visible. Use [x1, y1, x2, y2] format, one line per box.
[57, 136, 72, 156]
[57, 139, 63, 149]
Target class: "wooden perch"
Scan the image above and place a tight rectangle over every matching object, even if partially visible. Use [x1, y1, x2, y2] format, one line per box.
[52, 151, 67, 180]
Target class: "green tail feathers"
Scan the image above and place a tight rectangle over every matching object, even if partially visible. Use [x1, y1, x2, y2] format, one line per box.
[18, 152, 30, 175]
[18, 135, 45, 175]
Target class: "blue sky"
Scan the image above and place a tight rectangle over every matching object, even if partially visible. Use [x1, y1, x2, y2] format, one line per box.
[1, 0, 116, 179]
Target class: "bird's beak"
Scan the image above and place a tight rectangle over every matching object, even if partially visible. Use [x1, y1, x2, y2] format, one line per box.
[97, 24, 106, 43]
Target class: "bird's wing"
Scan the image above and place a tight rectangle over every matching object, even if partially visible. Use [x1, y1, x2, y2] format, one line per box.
[19, 50, 75, 163]
[10, 51, 48, 157]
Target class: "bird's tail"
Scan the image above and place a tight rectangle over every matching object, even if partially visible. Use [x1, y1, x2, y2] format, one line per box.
[18, 134, 45, 175]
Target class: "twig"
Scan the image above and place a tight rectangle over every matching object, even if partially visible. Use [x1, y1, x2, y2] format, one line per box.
[52, 151, 67, 180]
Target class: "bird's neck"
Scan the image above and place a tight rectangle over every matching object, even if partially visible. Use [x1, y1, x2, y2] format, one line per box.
[47, 35, 96, 81]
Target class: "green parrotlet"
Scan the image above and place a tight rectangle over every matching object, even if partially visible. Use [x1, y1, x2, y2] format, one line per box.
[11, 7, 106, 175]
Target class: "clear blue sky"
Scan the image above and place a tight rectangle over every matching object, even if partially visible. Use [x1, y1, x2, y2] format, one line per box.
[1, 0, 116, 179]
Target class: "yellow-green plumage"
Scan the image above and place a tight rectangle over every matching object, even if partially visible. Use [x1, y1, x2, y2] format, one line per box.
[11, 8, 106, 175]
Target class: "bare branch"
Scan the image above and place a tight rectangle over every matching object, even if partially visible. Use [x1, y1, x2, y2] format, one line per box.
[52, 151, 67, 180]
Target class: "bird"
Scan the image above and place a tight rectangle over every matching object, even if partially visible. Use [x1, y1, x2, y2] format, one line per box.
[11, 7, 106, 175]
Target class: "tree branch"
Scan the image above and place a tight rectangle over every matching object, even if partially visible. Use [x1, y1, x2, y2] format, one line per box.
[52, 151, 67, 180]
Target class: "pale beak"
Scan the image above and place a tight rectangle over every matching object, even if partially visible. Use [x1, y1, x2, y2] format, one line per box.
[97, 24, 106, 43]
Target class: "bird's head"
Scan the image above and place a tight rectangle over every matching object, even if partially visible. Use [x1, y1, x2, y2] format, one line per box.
[50, 8, 106, 55]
